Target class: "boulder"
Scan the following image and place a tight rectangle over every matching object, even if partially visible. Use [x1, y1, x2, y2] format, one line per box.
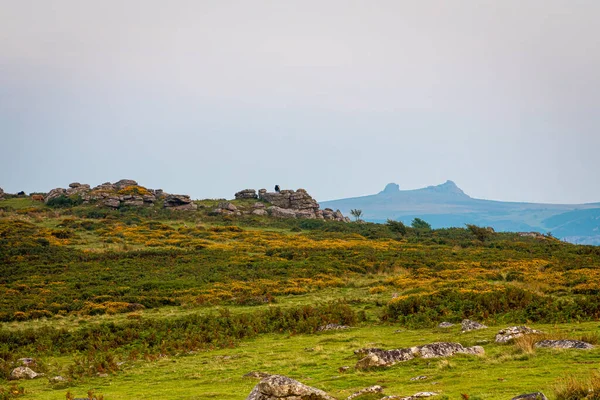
[380, 392, 438, 400]
[295, 210, 316, 219]
[122, 196, 144, 207]
[410, 376, 428, 381]
[68, 182, 81, 188]
[218, 202, 238, 212]
[253, 202, 266, 209]
[495, 326, 543, 343]
[44, 188, 67, 203]
[438, 322, 454, 328]
[535, 340, 593, 349]
[511, 393, 548, 400]
[49, 375, 67, 383]
[10, 366, 41, 380]
[244, 371, 272, 379]
[252, 209, 268, 216]
[235, 189, 258, 200]
[246, 374, 335, 400]
[104, 197, 121, 208]
[164, 194, 197, 210]
[317, 324, 350, 332]
[355, 342, 483, 370]
[461, 319, 488, 332]
[268, 206, 297, 219]
[114, 179, 138, 189]
[347, 385, 383, 400]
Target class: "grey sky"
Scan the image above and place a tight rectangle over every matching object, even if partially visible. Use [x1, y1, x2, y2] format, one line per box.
[1, 0, 599, 204]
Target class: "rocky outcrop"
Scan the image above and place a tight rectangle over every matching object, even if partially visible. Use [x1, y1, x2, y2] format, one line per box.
[163, 194, 197, 211]
[535, 340, 593, 349]
[10, 367, 42, 380]
[269, 206, 298, 219]
[246, 374, 335, 400]
[347, 385, 383, 400]
[355, 342, 483, 370]
[461, 319, 488, 332]
[495, 326, 543, 343]
[251, 188, 348, 221]
[511, 393, 548, 400]
[235, 189, 258, 200]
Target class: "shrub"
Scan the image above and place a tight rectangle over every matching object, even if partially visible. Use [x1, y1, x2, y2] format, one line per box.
[46, 195, 83, 208]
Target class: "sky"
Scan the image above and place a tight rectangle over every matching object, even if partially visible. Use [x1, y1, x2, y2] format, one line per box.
[1, 0, 599, 204]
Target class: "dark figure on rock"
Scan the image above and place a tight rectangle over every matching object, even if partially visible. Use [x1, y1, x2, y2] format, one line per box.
[274, 185, 280, 193]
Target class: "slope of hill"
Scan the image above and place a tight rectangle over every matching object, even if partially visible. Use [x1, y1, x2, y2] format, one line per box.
[321, 180, 600, 244]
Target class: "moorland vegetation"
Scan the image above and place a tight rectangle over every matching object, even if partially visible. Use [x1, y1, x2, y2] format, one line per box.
[1, 192, 600, 399]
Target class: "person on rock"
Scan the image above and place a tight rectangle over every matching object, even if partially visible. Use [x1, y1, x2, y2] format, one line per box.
[274, 185, 280, 193]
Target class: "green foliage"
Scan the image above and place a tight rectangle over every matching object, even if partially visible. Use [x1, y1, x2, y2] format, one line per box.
[411, 217, 431, 230]
[466, 224, 494, 242]
[350, 209, 363, 222]
[386, 219, 407, 235]
[46, 195, 83, 208]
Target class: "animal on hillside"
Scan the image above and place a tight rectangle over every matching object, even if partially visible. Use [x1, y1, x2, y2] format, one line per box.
[274, 185, 280, 193]
[31, 195, 44, 202]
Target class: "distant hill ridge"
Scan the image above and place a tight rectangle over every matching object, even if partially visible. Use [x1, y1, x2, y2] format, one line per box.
[321, 181, 600, 245]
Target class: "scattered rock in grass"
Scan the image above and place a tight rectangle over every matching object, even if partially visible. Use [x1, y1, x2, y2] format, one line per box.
[534, 340, 593, 349]
[461, 319, 488, 332]
[97, 373, 108, 377]
[394, 329, 406, 333]
[243, 371, 272, 379]
[304, 347, 315, 352]
[381, 392, 438, 400]
[410, 376, 428, 381]
[318, 323, 350, 331]
[10, 366, 42, 380]
[495, 326, 543, 343]
[511, 392, 548, 400]
[338, 366, 350, 373]
[438, 322, 454, 328]
[49, 375, 67, 383]
[355, 342, 483, 369]
[354, 348, 383, 356]
[346, 385, 383, 400]
[246, 374, 335, 400]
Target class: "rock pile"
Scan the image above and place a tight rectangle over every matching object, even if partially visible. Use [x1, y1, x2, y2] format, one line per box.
[461, 319, 488, 332]
[495, 326, 543, 343]
[235, 189, 258, 200]
[354, 342, 484, 369]
[256, 188, 348, 221]
[43, 180, 196, 210]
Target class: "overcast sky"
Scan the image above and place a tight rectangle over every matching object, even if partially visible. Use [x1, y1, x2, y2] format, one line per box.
[1, 0, 599, 203]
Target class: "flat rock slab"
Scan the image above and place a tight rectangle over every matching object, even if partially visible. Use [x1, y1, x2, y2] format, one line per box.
[461, 319, 488, 332]
[381, 392, 438, 400]
[511, 392, 548, 400]
[246, 374, 336, 400]
[355, 342, 484, 369]
[438, 322, 454, 328]
[346, 385, 383, 400]
[535, 340, 593, 349]
[318, 324, 350, 332]
[495, 326, 543, 343]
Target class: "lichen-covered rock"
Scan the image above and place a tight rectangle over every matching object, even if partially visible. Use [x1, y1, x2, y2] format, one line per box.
[235, 189, 258, 200]
[218, 202, 238, 212]
[347, 385, 383, 400]
[164, 194, 197, 210]
[114, 179, 138, 190]
[381, 392, 438, 400]
[252, 209, 268, 216]
[355, 343, 484, 370]
[461, 319, 488, 332]
[438, 322, 454, 328]
[535, 340, 593, 349]
[246, 374, 336, 400]
[10, 367, 41, 380]
[104, 197, 121, 208]
[495, 326, 543, 343]
[317, 324, 350, 332]
[511, 392, 548, 400]
[44, 188, 67, 203]
[268, 206, 297, 219]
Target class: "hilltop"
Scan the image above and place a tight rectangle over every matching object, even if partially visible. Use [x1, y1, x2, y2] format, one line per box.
[321, 180, 600, 245]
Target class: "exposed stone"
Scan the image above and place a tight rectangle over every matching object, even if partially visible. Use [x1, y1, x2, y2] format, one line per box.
[338, 366, 350, 373]
[17, 358, 36, 367]
[49, 375, 67, 383]
[44, 188, 67, 203]
[10, 366, 41, 380]
[114, 179, 138, 190]
[295, 209, 317, 219]
[461, 319, 488, 332]
[245, 374, 335, 400]
[164, 194, 197, 210]
[252, 209, 267, 216]
[317, 323, 350, 332]
[347, 385, 383, 400]
[355, 342, 484, 370]
[511, 392, 548, 400]
[235, 189, 258, 200]
[535, 339, 593, 349]
[381, 392, 438, 400]
[410, 376, 428, 381]
[122, 196, 145, 207]
[495, 326, 543, 343]
[68, 182, 81, 188]
[438, 322, 454, 328]
[218, 202, 238, 212]
[268, 206, 297, 219]
[104, 197, 121, 208]
[253, 202, 266, 209]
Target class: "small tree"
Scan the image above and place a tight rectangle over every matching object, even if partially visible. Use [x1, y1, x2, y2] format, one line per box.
[386, 219, 407, 236]
[411, 218, 431, 230]
[466, 224, 493, 242]
[350, 209, 363, 222]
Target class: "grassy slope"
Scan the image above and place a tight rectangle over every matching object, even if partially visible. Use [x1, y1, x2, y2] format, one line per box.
[2, 198, 600, 399]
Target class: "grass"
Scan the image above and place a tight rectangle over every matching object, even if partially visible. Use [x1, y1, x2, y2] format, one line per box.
[2, 198, 600, 399]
